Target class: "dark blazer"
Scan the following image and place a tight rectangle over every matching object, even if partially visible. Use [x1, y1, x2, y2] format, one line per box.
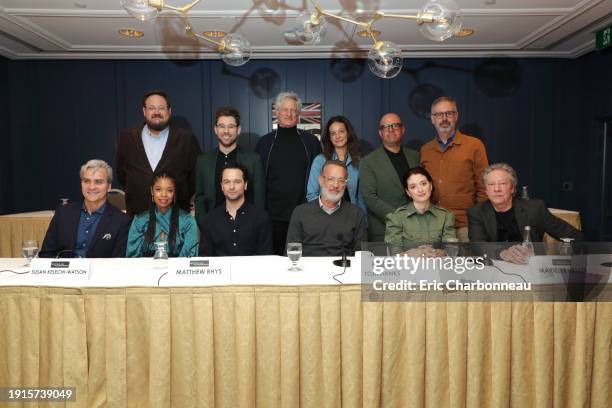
[194, 145, 265, 229]
[40, 201, 132, 258]
[116, 123, 201, 215]
[359, 145, 420, 242]
[467, 198, 583, 242]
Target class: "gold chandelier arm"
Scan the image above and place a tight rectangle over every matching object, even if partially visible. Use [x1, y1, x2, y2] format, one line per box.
[158, 0, 202, 13]
[378, 11, 442, 24]
[317, 9, 368, 27]
[181, 12, 223, 47]
[368, 29, 381, 47]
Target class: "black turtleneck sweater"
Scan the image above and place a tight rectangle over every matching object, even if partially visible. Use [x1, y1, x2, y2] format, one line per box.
[266, 126, 308, 221]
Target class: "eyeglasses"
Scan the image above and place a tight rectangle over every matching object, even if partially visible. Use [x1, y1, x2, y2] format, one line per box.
[379, 123, 403, 131]
[216, 124, 238, 131]
[431, 111, 457, 119]
[145, 105, 168, 112]
[323, 176, 348, 185]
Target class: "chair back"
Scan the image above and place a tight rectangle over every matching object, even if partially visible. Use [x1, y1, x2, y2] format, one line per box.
[107, 188, 126, 212]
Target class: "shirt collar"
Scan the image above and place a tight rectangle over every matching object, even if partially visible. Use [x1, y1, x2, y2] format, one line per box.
[217, 146, 238, 158]
[144, 125, 170, 139]
[318, 196, 341, 215]
[332, 151, 352, 165]
[81, 201, 107, 216]
[155, 207, 173, 219]
[404, 201, 433, 217]
[437, 132, 457, 150]
[225, 200, 249, 218]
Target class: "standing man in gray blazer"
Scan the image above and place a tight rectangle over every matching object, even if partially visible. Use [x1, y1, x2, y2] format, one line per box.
[360, 113, 420, 242]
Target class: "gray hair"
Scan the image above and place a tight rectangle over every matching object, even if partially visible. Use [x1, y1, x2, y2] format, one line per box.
[80, 159, 113, 183]
[483, 162, 517, 190]
[321, 159, 348, 178]
[275, 91, 302, 112]
[431, 96, 457, 112]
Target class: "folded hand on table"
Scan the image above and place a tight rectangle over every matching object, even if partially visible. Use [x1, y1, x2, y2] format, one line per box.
[499, 244, 534, 264]
[402, 245, 446, 258]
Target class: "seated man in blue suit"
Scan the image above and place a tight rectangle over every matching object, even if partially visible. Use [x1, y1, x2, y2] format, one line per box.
[40, 159, 132, 258]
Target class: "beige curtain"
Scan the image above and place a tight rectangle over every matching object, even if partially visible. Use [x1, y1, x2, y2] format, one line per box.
[1, 285, 610, 408]
[0, 215, 52, 257]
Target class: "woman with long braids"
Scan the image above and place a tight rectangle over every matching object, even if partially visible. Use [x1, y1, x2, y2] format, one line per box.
[126, 171, 198, 257]
[306, 115, 367, 216]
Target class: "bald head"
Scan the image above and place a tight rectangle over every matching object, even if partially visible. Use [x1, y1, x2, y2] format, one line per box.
[378, 112, 405, 153]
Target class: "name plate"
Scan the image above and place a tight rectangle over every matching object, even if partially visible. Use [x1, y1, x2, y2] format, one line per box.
[30, 258, 91, 282]
[167, 258, 231, 285]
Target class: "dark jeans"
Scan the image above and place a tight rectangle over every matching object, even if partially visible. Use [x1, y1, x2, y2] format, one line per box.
[271, 220, 289, 256]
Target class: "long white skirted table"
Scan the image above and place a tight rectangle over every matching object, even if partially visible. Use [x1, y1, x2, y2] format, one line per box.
[0, 255, 610, 408]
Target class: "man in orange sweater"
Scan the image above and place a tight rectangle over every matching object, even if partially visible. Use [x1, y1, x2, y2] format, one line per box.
[420, 96, 489, 242]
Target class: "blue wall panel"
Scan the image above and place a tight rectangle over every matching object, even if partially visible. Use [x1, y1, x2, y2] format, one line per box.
[2, 53, 612, 239]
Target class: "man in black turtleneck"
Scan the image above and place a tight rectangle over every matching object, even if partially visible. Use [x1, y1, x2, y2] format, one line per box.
[256, 91, 321, 255]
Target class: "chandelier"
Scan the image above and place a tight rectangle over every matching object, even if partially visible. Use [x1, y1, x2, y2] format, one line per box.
[120, 0, 463, 78]
[120, 0, 251, 66]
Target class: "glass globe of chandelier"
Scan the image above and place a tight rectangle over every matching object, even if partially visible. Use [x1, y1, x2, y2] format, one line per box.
[293, 0, 463, 78]
[120, 0, 252, 66]
[120, 0, 463, 78]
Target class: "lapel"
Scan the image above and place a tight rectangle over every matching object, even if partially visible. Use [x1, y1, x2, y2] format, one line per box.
[133, 124, 152, 171]
[512, 198, 530, 237]
[205, 148, 219, 198]
[375, 147, 404, 191]
[66, 202, 82, 248]
[482, 201, 498, 241]
[156, 125, 175, 171]
[87, 204, 112, 254]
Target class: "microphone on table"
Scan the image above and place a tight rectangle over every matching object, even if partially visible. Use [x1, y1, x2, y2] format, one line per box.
[55, 249, 76, 259]
[333, 233, 351, 268]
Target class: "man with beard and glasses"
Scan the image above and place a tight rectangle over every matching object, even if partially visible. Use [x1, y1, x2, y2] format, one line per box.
[199, 164, 273, 256]
[286, 160, 366, 256]
[116, 90, 201, 215]
[194, 106, 264, 231]
[420, 96, 489, 242]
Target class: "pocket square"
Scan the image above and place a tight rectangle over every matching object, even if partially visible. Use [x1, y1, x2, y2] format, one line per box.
[102, 233, 112, 240]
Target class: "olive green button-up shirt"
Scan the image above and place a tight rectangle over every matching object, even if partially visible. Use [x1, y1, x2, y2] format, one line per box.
[384, 202, 456, 253]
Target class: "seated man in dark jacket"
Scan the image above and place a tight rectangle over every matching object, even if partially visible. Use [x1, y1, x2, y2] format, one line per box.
[40, 159, 132, 258]
[468, 162, 582, 264]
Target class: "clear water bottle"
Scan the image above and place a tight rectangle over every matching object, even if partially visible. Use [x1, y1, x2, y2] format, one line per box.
[558, 238, 573, 256]
[521, 186, 529, 200]
[521, 226, 534, 253]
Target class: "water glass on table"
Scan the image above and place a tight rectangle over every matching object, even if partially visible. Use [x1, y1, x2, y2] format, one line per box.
[286, 243, 302, 271]
[22, 240, 39, 267]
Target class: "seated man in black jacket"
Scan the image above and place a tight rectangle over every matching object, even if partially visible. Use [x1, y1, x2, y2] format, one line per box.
[468, 163, 582, 264]
[40, 159, 132, 258]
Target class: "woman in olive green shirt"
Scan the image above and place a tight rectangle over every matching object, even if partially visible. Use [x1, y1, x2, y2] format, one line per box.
[385, 167, 456, 255]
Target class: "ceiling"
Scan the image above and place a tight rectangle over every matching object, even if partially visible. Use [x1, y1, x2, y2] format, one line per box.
[0, 0, 610, 60]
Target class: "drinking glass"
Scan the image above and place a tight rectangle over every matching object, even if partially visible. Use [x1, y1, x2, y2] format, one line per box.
[22, 240, 39, 266]
[153, 241, 168, 260]
[286, 243, 302, 271]
[444, 237, 460, 258]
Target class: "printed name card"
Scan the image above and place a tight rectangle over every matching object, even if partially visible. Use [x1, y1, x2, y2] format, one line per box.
[167, 258, 231, 285]
[30, 258, 91, 283]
